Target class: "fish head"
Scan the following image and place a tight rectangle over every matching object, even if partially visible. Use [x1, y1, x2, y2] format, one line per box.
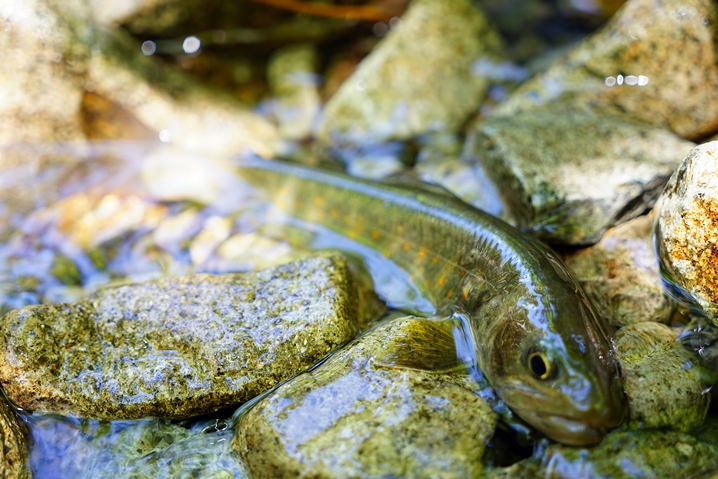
[477, 279, 626, 446]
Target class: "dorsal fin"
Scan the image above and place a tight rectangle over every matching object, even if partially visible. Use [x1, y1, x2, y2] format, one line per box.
[381, 169, 461, 200]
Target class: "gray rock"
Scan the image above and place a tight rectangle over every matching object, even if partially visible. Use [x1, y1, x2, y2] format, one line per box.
[234, 316, 497, 479]
[564, 214, 671, 327]
[315, 0, 504, 146]
[615, 322, 710, 431]
[656, 141, 718, 320]
[468, 108, 694, 244]
[493, 0, 718, 140]
[0, 253, 360, 420]
[486, 427, 718, 479]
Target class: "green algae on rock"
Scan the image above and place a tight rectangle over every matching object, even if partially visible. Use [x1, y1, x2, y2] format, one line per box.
[656, 141, 718, 321]
[493, 0, 718, 140]
[564, 214, 671, 327]
[468, 108, 694, 245]
[616, 322, 710, 431]
[315, 0, 504, 147]
[0, 253, 360, 420]
[486, 427, 718, 479]
[234, 316, 497, 479]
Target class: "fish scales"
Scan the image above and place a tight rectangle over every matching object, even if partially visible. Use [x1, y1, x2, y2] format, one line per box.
[236, 156, 625, 446]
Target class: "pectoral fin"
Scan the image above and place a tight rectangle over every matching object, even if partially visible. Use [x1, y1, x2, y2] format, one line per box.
[374, 317, 465, 372]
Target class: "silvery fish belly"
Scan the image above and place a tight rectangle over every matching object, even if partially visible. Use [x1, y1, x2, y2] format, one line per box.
[236, 156, 626, 446]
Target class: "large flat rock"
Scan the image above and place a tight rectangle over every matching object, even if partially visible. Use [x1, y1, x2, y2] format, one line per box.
[469, 109, 694, 244]
[0, 253, 360, 420]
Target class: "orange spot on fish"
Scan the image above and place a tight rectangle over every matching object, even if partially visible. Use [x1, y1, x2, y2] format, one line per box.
[314, 196, 324, 206]
[462, 289, 470, 300]
[403, 242, 411, 251]
[438, 275, 446, 286]
[348, 231, 358, 239]
[371, 230, 380, 239]
[418, 247, 427, 259]
[460, 269, 467, 277]
[446, 289, 454, 299]
[432, 256, 440, 264]
[330, 209, 338, 218]
[423, 279, 430, 289]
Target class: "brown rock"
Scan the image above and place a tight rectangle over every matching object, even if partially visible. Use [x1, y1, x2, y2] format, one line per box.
[0, 402, 30, 479]
[564, 214, 671, 327]
[656, 141, 718, 319]
[494, 0, 718, 140]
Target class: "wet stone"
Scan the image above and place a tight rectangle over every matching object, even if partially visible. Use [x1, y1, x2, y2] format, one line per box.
[316, 0, 504, 147]
[564, 214, 671, 327]
[486, 427, 718, 479]
[615, 322, 710, 431]
[469, 108, 694, 244]
[0, 253, 360, 420]
[0, 402, 31, 479]
[234, 316, 497, 479]
[494, 0, 718, 140]
[656, 141, 718, 320]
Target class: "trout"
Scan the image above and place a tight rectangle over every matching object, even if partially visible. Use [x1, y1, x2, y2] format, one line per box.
[237, 156, 625, 446]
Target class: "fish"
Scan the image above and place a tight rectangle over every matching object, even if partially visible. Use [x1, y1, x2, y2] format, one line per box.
[236, 155, 626, 446]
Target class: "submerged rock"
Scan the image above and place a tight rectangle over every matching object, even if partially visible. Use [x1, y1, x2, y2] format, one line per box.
[0, 253, 360, 420]
[487, 428, 718, 479]
[656, 141, 718, 320]
[316, 0, 504, 147]
[469, 108, 694, 244]
[564, 214, 671, 327]
[616, 322, 710, 431]
[494, 0, 718, 140]
[234, 316, 497, 479]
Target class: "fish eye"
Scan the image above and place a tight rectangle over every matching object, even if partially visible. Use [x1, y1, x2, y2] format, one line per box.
[528, 351, 551, 380]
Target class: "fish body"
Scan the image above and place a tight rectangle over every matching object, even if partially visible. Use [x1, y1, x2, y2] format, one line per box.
[237, 156, 625, 446]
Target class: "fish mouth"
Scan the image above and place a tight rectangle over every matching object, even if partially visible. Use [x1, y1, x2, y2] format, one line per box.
[512, 408, 608, 446]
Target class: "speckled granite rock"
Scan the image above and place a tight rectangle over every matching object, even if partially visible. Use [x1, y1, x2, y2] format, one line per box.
[234, 316, 497, 479]
[0, 253, 360, 420]
[564, 214, 671, 327]
[486, 428, 718, 479]
[616, 322, 710, 431]
[0, 402, 30, 479]
[656, 141, 718, 320]
[494, 0, 718, 140]
[469, 108, 694, 244]
[316, 0, 504, 146]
